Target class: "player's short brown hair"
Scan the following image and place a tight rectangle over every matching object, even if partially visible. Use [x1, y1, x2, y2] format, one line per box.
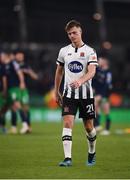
[65, 20, 82, 32]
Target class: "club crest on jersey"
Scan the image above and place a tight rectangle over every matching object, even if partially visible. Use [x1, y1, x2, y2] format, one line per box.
[80, 52, 85, 57]
[68, 61, 83, 73]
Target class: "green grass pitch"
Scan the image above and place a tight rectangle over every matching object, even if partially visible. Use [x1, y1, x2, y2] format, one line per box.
[0, 121, 130, 179]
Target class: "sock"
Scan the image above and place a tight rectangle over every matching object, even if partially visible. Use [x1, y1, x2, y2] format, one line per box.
[19, 110, 26, 122]
[105, 114, 111, 130]
[26, 111, 31, 126]
[0, 116, 3, 126]
[22, 122, 28, 129]
[86, 128, 96, 154]
[11, 111, 17, 126]
[62, 128, 72, 159]
[1, 115, 6, 127]
[94, 114, 101, 127]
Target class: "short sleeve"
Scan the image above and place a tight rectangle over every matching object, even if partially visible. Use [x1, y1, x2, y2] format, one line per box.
[106, 72, 112, 84]
[13, 61, 20, 71]
[56, 48, 64, 66]
[88, 49, 98, 66]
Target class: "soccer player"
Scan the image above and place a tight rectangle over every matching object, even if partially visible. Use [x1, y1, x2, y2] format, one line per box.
[0, 56, 7, 133]
[93, 56, 112, 135]
[1, 51, 29, 134]
[54, 20, 98, 166]
[15, 50, 38, 133]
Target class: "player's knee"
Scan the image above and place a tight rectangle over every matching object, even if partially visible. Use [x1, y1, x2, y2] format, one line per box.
[12, 101, 21, 111]
[64, 120, 73, 128]
[84, 120, 94, 133]
[86, 127, 93, 133]
[22, 104, 29, 112]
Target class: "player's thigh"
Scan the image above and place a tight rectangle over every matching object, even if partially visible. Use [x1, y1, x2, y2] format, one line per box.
[62, 97, 78, 116]
[95, 95, 102, 110]
[79, 98, 96, 119]
[8, 87, 22, 110]
[62, 97, 78, 128]
[20, 89, 30, 105]
[8, 87, 21, 104]
[102, 100, 110, 114]
[95, 95, 102, 105]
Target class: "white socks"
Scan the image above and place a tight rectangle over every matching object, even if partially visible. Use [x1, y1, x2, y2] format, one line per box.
[62, 128, 72, 158]
[86, 128, 96, 154]
[61, 127, 96, 158]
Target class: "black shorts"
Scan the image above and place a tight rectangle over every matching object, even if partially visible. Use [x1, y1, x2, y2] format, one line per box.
[62, 97, 96, 120]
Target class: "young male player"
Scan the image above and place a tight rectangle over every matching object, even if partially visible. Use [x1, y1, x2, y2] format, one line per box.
[93, 56, 112, 135]
[1, 51, 29, 134]
[0, 56, 7, 133]
[54, 20, 98, 166]
[15, 50, 38, 133]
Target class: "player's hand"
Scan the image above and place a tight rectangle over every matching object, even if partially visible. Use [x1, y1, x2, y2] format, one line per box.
[20, 82, 25, 89]
[22, 69, 30, 74]
[2, 91, 7, 98]
[55, 92, 63, 107]
[70, 80, 82, 89]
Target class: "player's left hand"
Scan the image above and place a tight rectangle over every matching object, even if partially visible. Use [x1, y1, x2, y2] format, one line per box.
[20, 82, 26, 89]
[55, 92, 63, 107]
[70, 80, 82, 89]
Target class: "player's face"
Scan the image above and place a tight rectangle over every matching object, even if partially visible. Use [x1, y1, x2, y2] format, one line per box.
[9, 53, 15, 60]
[15, 52, 24, 62]
[0, 53, 10, 64]
[67, 26, 82, 44]
[99, 58, 109, 69]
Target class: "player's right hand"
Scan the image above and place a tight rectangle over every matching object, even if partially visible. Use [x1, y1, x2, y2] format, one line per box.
[20, 82, 26, 89]
[55, 92, 63, 107]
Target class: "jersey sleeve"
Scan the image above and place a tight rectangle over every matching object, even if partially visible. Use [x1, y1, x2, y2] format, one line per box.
[13, 61, 20, 71]
[107, 71, 113, 89]
[56, 48, 64, 66]
[87, 49, 98, 66]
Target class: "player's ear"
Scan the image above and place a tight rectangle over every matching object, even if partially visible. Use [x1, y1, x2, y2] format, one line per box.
[80, 28, 82, 34]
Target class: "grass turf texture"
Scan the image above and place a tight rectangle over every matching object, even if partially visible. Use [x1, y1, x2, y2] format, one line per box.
[0, 121, 130, 179]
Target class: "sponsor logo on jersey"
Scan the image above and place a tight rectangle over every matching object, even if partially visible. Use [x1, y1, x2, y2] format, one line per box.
[68, 61, 83, 73]
[68, 53, 72, 56]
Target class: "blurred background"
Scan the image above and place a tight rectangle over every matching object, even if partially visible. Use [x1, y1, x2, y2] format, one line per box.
[0, 0, 130, 121]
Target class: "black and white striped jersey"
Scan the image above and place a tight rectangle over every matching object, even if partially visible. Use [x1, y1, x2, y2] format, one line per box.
[56, 44, 98, 99]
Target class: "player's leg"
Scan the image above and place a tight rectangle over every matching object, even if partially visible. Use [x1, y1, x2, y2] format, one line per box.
[100, 99, 111, 135]
[83, 119, 96, 165]
[94, 95, 102, 132]
[59, 97, 78, 167]
[79, 98, 96, 166]
[0, 112, 6, 133]
[9, 101, 21, 134]
[7, 88, 19, 134]
[0, 94, 7, 133]
[19, 89, 31, 134]
[7, 87, 24, 134]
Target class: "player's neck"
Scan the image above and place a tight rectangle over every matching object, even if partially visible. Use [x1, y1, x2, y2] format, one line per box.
[72, 41, 84, 48]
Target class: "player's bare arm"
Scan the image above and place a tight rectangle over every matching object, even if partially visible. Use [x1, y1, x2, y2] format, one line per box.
[70, 64, 96, 89]
[17, 70, 25, 89]
[23, 68, 39, 80]
[2, 76, 7, 97]
[54, 65, 64, 106]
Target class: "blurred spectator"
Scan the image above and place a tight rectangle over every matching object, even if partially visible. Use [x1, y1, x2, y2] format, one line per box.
[93, 56, 112, 135]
